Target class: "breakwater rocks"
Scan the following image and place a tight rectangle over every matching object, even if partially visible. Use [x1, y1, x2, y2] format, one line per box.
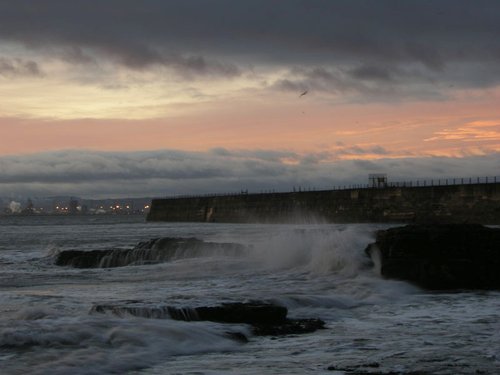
[148, 182, 500, 224]
[91, 301, 325, 338]
[55, 237, 246, 268]
[365, 224, 500, 290]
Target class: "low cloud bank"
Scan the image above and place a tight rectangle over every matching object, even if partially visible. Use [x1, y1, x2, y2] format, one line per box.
[0, 149, 499, 199]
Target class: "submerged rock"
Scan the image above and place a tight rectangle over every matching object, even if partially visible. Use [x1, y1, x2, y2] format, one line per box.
[55, 249, 110, 268]
[252, 318, 325, 336]
[365, 223, 500, 290]
[54, 237, 246, 268]
[91, 301, 325, 337]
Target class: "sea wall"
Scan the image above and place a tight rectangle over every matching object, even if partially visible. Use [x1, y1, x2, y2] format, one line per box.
[147, 183, 500, 224]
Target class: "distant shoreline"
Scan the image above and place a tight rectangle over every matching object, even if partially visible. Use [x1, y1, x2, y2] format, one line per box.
[0, 212, 147, 218]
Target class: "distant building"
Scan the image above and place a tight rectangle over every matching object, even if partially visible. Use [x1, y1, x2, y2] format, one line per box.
[22, 199, 35, 214]
[69, 198, 79, 214]
[369, 174, 388, 188]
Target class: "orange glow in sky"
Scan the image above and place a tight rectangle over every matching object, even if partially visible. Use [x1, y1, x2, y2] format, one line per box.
[1, 86, 499, 160]
[1, 1, 500, 197]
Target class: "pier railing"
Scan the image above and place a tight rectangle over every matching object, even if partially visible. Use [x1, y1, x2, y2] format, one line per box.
[159, 176, 500, 199]
[332, 176, 500, 190]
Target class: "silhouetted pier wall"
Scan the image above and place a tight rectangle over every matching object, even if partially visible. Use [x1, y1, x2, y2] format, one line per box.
[147, 182, 500, 224]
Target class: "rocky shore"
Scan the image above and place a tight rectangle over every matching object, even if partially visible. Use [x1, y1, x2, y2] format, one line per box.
[56, 224, 500, 290]
[365, 223, 500, 290]
[54, 237, 247, 268]
[91, 301, 325, 339]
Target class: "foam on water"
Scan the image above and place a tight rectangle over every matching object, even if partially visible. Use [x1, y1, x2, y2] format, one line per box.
[1, 308, 244, 375]
[239, 224, 421, 312]
[0, 216, 499, 374]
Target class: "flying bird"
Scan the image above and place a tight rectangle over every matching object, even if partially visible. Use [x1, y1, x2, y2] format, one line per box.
[299, 90, 308, 98]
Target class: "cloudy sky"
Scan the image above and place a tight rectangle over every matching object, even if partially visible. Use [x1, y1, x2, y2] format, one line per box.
[1, 0, 500, 198]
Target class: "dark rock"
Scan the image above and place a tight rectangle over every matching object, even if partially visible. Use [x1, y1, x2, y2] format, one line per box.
[91, 301, 325, 337]
[253, 318, 325, 336]
[168, 302, 288, 325]
[365, 224, 500, 290]
[55, 237, 246, 268]
[224, 331, 248, 343]
[55, 249, 113, 268]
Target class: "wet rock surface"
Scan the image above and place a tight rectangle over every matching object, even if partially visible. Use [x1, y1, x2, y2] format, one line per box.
[252, 318, 325, 336]
[91, 301, 325, 338]
[365, 224, 500, 290]
[168, 302, 288, 325]
[54, 237, 246, 268]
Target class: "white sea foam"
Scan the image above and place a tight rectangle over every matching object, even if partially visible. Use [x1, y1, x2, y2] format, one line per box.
[1, 218, 498, 374]
[0, 311, 244, 375]
[249, 225, 375, 275]
[44, 243, 62, 258]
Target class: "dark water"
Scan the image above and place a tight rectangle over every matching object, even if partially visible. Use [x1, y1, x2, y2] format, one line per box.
[0, 215, 498, 374]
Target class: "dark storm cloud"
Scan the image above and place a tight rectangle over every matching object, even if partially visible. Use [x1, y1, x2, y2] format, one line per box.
[0, 0, 499, 87]
[1, 149, 499, 198]
[273, 64, 449, 101]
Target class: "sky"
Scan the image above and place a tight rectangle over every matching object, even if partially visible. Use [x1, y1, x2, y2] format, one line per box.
[1, 0, 500, 198]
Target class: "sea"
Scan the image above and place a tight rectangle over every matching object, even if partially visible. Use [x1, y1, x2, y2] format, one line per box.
[0, 215, 498, 375]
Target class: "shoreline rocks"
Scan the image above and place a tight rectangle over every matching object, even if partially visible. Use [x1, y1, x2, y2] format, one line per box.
[91, 301, 325, 338]
[365, 223, 500, 290]
[54, 237, 247, 268]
